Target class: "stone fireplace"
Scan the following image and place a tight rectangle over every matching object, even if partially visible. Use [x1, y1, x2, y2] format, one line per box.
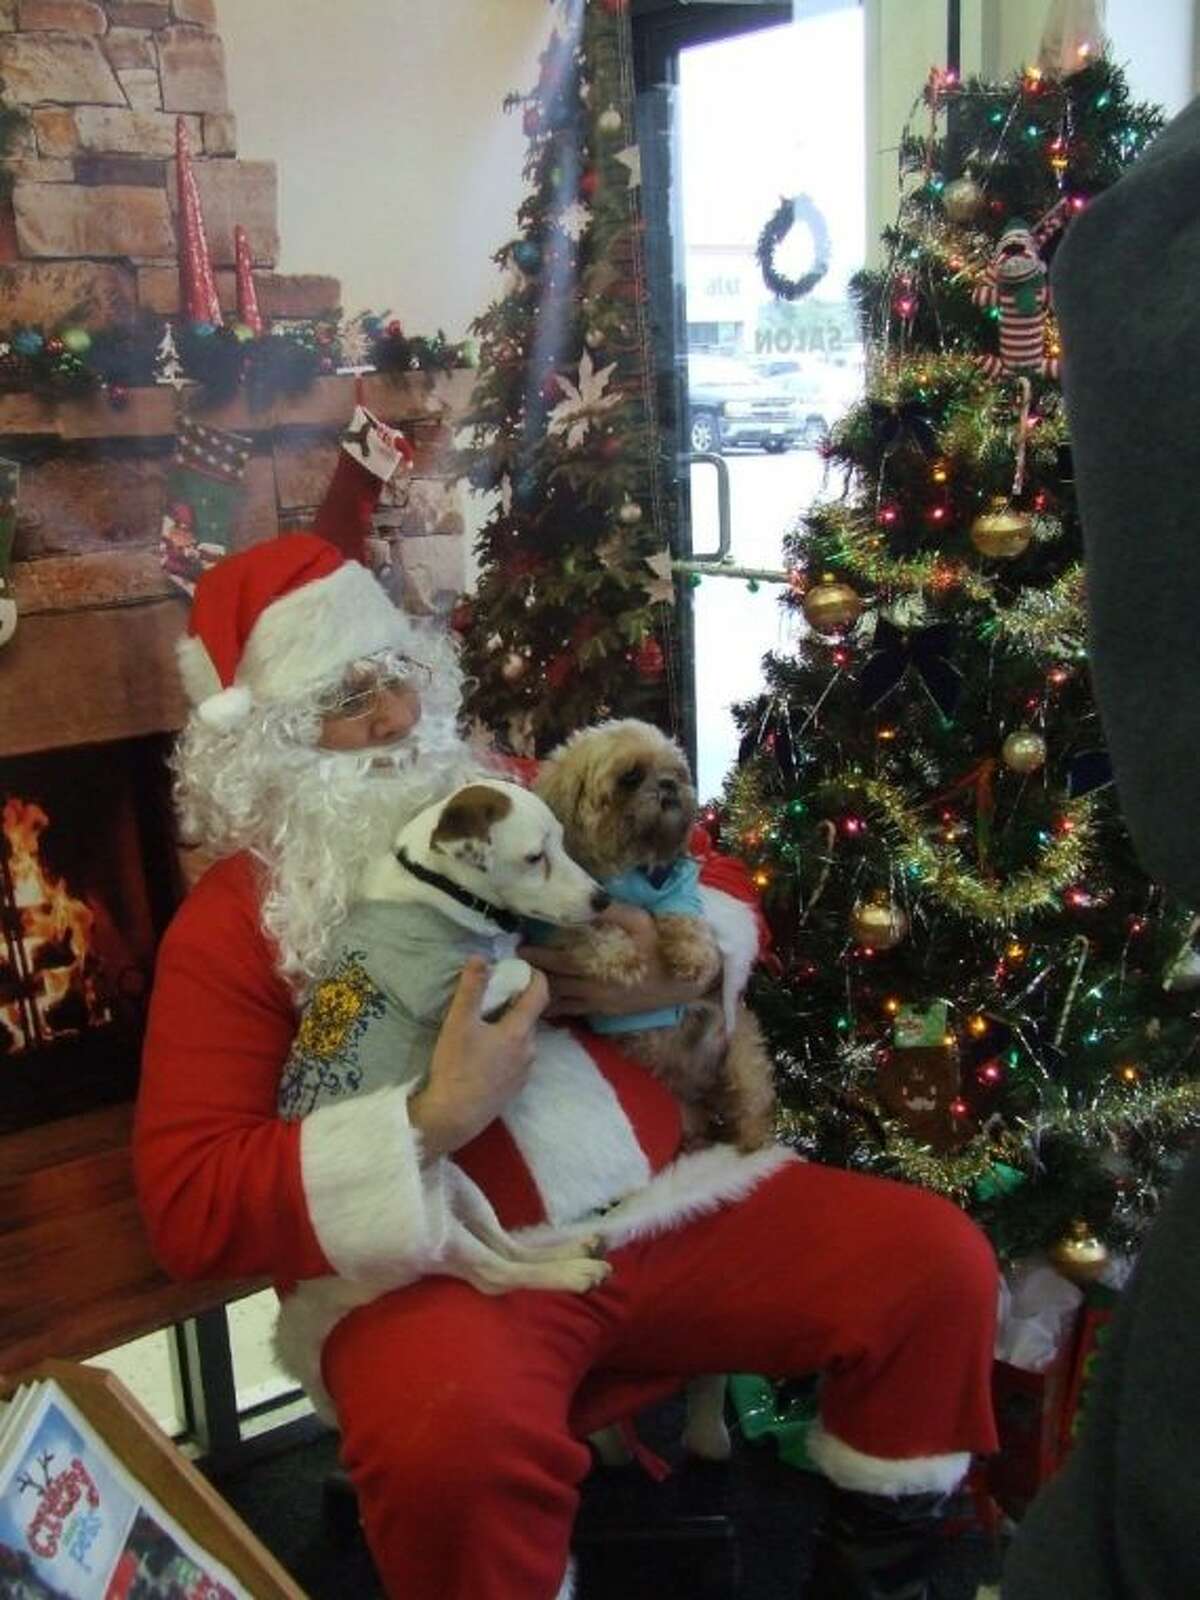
[0, 0, 473, 1368]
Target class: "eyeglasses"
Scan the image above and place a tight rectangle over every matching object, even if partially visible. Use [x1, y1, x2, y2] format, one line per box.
[315, 650, 433, 722]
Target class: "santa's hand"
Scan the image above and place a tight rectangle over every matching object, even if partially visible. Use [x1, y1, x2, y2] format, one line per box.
[519, 904, 719, 1018]
[409, 957, 548, 1158]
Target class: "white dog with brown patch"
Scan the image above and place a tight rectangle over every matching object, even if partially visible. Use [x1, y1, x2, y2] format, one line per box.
[275, 777, 614, 1296]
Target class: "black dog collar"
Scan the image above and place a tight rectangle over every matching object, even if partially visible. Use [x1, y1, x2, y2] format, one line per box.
[394, 847, 523, 935]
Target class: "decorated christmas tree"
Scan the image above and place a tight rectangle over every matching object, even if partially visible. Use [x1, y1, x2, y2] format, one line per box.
[725, 40, 1194, 1266]
[454, 0, 676, 757]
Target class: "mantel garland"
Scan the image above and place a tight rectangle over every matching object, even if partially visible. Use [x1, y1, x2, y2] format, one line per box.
[0, 310, 475, 410]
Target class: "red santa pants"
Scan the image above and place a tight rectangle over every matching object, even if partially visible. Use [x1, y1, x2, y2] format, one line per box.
[320, 1161, 999, 1600]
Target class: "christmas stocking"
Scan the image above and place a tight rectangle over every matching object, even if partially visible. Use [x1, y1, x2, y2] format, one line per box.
[160, 416, 253, 598]
[312, 404, 414, 566]
[0, 458, 19, 648]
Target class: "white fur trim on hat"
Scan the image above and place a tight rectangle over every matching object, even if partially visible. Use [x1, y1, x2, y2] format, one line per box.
[177, 631, 223, 706]
[240, 557, 418, 706]
[806, 1422, 970, 1497]
[177, 632, 255, 728]
[197, 684, 253, 730]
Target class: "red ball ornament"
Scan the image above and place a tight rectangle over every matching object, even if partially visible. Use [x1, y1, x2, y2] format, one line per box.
[599, 433, 623, 461]
[546, 652, 573, 689]
[386, 319, 404, 338]
[634, 637, 665, 679]
[891, 277, 917, 322]
[579, 168, 599, 199]
[449, 598, 475, 635]
[46, 337, 64, 356]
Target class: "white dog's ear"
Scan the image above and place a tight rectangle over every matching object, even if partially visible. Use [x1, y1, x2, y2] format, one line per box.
[430, 784, 513, 871]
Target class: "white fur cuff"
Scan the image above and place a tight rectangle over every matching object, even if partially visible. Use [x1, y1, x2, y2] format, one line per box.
[698, 884, 761, 1030]
[299, 1087, 443, 1283]
[806, 1421, 971, 1497]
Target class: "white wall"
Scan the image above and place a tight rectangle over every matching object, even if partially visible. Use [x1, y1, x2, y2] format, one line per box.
[217, 0, 550, 335]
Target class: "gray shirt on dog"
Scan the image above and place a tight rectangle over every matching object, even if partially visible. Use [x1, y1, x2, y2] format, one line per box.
[277, 899, 508, 1121]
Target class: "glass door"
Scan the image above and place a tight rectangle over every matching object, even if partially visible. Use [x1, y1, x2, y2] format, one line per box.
[635, 1, 866, 801]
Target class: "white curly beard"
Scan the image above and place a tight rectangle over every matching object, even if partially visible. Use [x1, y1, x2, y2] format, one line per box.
[172, 674, 490, 997]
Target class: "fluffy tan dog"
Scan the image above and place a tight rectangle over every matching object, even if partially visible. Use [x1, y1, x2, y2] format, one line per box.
[535, 718, 776, 1153]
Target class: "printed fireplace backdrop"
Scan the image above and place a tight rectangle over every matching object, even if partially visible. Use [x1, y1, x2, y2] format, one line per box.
[0, 737, 179, 1135]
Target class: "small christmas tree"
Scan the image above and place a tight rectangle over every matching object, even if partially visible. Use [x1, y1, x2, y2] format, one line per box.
[726, 46, 1194, 1264]
[455, 0, 675, 756]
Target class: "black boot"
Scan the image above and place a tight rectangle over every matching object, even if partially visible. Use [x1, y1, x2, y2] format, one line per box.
[805, 1487, 949, 1600]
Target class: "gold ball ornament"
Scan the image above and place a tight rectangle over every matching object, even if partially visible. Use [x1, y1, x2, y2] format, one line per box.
[500, 650, 529, 684]
[1002, 728, 1048, 774]
[942, 175, 985, 225]
[802, 573, 863, 636]
[970, 498, 1033, 560]
[850, 895, 909, 951]
[1048, 1220, 1110, 1285]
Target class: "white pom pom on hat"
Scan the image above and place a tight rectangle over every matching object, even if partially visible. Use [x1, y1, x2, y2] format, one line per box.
[177, 532, 423, 729]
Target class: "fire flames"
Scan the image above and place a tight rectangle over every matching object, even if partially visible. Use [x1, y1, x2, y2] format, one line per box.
[0, 797, 111, 1054]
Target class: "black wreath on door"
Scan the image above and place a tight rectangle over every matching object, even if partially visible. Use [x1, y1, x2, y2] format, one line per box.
[755, 194, 831, 301]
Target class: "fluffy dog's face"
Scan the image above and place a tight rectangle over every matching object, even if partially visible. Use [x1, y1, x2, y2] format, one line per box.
[535, 720, 698, 879]
[420, 780, 609, 926]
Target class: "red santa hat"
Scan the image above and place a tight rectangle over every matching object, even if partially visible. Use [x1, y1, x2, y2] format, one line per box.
[178, 532, 420, 730]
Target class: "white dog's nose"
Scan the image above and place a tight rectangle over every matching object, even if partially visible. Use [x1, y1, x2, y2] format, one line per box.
[591, 889, 612, 912]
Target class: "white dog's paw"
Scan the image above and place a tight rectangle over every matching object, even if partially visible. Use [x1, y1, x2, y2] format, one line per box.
[552, 1255, 612, 1292]
[481, 956, 533, 1018]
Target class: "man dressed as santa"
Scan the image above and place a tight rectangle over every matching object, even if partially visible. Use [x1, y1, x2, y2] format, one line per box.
[135, 442, 998, 1600]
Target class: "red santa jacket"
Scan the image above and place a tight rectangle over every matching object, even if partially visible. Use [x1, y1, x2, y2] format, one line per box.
[133, 843, 775, 1295]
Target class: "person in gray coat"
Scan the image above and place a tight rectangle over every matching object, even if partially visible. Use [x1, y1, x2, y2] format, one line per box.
[1003, 93, 1200, 1600]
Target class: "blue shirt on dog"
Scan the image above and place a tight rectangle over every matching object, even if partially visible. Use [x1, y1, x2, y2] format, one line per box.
[589, 858, 704, 1035]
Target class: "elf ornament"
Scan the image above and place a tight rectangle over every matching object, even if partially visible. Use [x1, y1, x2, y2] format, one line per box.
[974, 203, 1070, 494]
[973, 208, 1068, 383]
